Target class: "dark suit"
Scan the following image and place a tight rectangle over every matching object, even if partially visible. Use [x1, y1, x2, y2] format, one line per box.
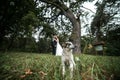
[51, 39, 57, 55]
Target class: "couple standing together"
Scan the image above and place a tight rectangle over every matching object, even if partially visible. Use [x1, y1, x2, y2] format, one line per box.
[51, 35, 63, 56]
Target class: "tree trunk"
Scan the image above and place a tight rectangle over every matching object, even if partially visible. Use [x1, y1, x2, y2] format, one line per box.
[62, 7, 81, 54]
[40, 0, 81, 54]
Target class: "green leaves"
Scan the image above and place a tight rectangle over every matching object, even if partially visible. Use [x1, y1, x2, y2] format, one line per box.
[0, 0, 39, 42]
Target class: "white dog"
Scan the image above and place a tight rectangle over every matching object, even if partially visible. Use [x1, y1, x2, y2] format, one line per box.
[61, 42, 76, 78]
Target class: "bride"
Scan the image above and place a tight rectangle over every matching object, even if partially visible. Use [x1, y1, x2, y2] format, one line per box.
[54, 36, 63, 56]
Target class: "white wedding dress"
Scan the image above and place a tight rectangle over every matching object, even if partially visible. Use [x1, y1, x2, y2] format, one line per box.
[56, 42, 63, 56]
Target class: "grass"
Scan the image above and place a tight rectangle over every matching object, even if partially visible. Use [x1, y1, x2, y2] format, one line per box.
[0, 52, 120, 80]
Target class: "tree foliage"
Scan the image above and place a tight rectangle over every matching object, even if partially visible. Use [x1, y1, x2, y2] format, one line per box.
[0, 0, 40, 44]
[105, 27, 120, 56]
[90, 0, 120, 41]
[90, 0, 120, 55]
[0, 0, 120, 55]
[38, 0, 95, 53]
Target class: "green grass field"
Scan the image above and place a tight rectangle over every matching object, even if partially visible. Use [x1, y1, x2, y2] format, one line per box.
[0, 52, 120, 80]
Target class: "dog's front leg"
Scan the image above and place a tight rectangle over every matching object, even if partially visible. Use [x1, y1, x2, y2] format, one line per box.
[69, 62, 73, 78]
[62, 59, 65, 77]
[62, 64, 65, 77]
[71, 55, 76, 68]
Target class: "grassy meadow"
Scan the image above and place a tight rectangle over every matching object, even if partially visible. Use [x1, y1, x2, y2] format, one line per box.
[0, 52, 120, 80]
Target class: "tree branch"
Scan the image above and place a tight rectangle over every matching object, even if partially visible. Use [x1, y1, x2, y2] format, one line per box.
[80, 6, 95, 13]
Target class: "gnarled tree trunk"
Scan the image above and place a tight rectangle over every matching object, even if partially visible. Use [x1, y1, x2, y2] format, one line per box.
[62, 9, 81, 54]
[40, 0, 81, 54]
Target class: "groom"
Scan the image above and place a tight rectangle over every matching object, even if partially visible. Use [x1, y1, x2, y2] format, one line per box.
[51, 34, 57, 55]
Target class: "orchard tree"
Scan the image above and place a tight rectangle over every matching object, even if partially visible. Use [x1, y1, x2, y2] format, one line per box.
[0, 0, 40, 50]
[38, 0, 95, 54]
[90, 0, 120, 42]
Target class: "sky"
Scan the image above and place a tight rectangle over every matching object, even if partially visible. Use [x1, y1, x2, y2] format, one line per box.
[82, 1, 97, 13]
[81, 0, 97, 36]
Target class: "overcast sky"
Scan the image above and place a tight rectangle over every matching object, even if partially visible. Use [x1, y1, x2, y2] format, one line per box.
[81, 0, 97, 36]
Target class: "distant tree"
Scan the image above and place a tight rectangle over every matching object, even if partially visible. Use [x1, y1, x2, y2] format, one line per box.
[90, 0, 120, 42]
[38, 0, 96, 54]
[105, 27, 120, 56]
[90, 0, 120, 55]
[0, 0, 40, 50]
[37, 38, 51, 53]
